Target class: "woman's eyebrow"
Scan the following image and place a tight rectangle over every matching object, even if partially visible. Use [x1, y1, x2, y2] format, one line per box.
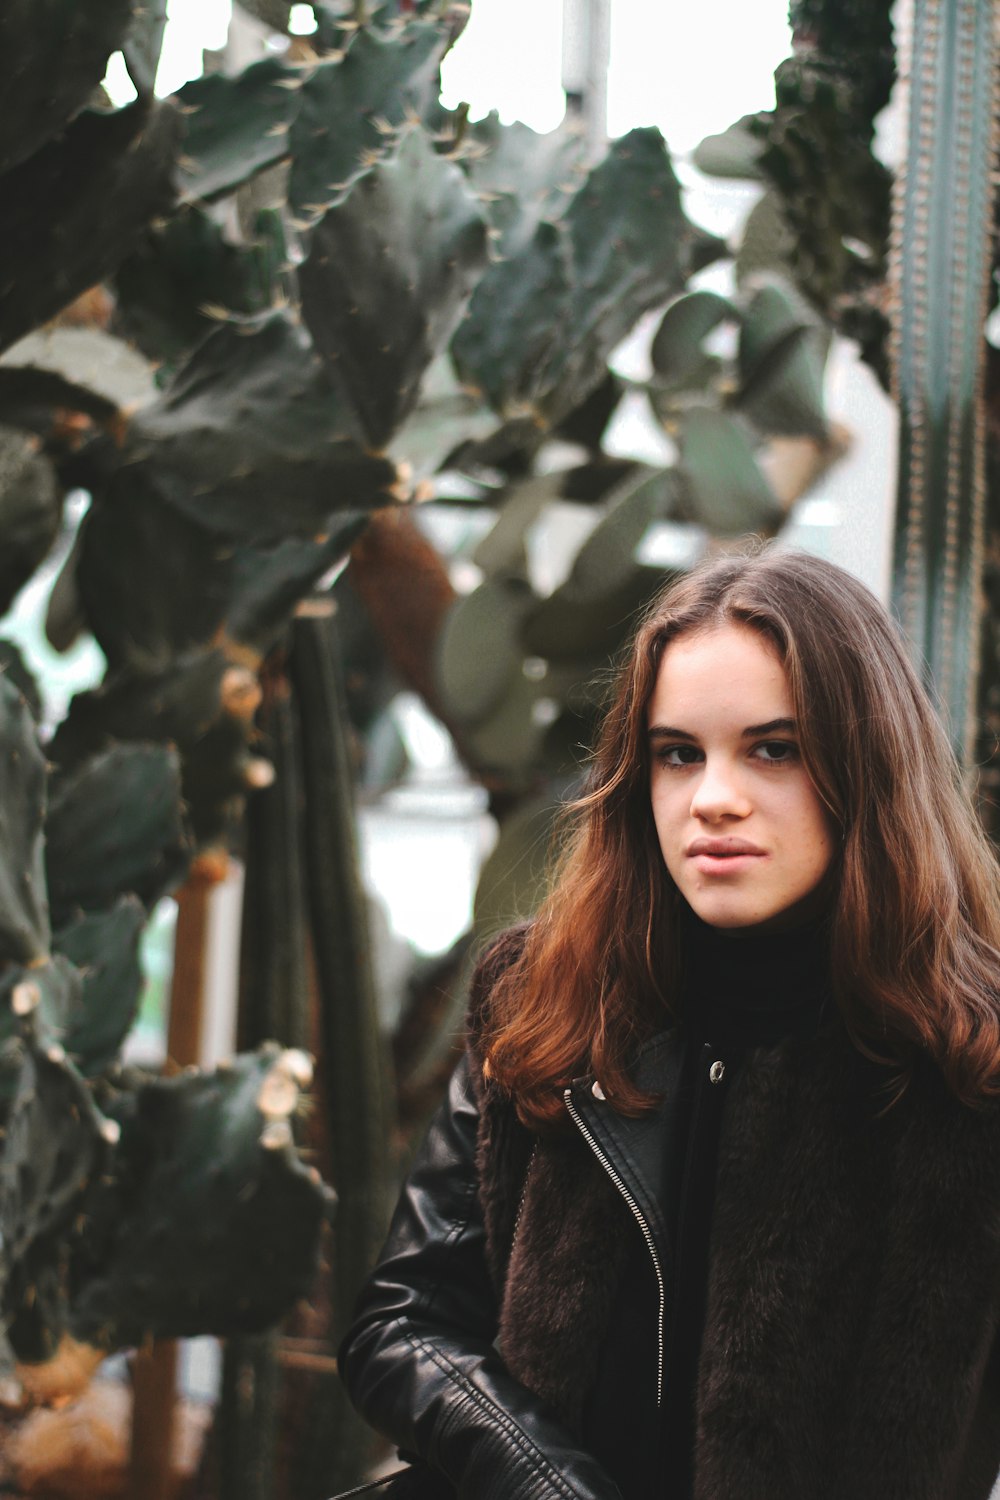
[742, 717, 796, 737]
[646, 717, 796, 741]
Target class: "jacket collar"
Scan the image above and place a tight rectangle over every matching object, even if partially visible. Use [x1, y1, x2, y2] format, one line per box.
[565, 1028, 685, 1273]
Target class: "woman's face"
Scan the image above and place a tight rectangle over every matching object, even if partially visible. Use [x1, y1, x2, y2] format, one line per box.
[647, 623, 835, 932]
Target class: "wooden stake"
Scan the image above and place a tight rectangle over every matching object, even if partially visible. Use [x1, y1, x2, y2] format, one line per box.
[127, 865, 220, 1500]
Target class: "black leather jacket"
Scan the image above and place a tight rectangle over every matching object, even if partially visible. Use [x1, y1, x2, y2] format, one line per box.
[338, 1052, 627, 1499]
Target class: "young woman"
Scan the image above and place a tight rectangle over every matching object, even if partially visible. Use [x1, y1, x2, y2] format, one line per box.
[339, 548, 1000, 1500]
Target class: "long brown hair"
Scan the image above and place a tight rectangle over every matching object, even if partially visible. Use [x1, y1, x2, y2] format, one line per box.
[484, 547, 1000, 1129]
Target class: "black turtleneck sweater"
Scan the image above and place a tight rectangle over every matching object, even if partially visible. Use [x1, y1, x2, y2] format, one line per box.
[584, 912, 832, 1499]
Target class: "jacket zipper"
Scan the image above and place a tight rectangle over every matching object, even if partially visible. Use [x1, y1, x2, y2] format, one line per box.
[563, 1087, 666, 1408]
[509, 1142, 538, 1263]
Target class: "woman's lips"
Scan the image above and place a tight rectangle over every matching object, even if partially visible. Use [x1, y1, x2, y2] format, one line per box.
[687, 838, 766, 874]
[687, 838, 765, 857]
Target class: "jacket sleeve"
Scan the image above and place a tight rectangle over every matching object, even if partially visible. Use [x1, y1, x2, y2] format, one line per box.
[338, 1052, 624, 1500]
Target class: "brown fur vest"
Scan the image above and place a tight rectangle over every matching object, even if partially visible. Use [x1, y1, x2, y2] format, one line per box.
[468, 955, 1000, 1499]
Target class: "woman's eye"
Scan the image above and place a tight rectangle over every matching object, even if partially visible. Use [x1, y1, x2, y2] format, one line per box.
[657, 744, 702, 767]
[753, 740, 798, 763]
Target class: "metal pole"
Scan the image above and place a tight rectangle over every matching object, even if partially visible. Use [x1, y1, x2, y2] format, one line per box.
[562, 0, 611, 160]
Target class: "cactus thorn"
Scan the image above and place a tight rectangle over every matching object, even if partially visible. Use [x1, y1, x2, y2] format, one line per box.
[261, 1120, 293, 1151]
[258, 1062, 300, 1120]
[283, 1049, 314, 1088]
[245, 757, 276, 791]
[11, 982, 40, 1016]
[100, 1118, 121, 1146]
[46, 1043, 66, 1064]
[221, 666, 262, 723]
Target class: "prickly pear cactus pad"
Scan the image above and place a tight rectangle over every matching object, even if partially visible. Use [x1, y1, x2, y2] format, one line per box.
[53, 899, 145, 1079]
[301, 126, 490, 448]
[45, 744, 192, 927]
[0, 1034, 114, 1366]
[288, 22, 449, 220]
[0, 674, 50, 967]
[453, 128, 694, 427]
[121, 312, 404, 540]
[0, 0, 133, 175]
[175, 57, 303, 203]
[0, 425, 62, 615]
[461, 114, 587, 258]
[70, 1049, 332, 1348]
[0, 101, 182, 354]
[0, 957, 81, 1067]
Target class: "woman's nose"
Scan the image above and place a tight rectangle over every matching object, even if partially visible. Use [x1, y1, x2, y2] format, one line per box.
[689, 758, 752, 821]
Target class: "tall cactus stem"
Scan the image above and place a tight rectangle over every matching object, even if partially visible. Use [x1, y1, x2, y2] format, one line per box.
[889, 0, 1000, 766]
[290, 608, 392, 1497]
[219, 655, 309, 1499]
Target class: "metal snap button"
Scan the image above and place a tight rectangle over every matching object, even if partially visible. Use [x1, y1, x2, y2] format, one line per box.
[591, 1079, 606, 1101]
[709, 1060, 726, 1084]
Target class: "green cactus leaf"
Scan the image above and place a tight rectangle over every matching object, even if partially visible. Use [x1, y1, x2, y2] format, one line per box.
[123, 312, 403, 542]
[460, 668, 557, 782]
[47, 650, 248, 850]
[677, 406, 783, 536]
[234, 0, 291, 32]
[124, 0, 169, 100]
[0, 643, 42, 724]
[451, 218, 573, 414]
[0, 0, 133, 175]
[733, 277, 830, 440]
[0, 1036, 107, 1279]
[70, 1049, 331, 1348]
[387, 355, 497, 478]
[54, 898, 145, 1079]
[521, 470, 681, 662]
[0, 956, 82, 1060]
[0, 100, 182, 355]
[45, 744, 191, 926]
[691, 114, 767, 181]
[174, 57, 302, 202]
[0, 427, 61, 615]
[471, 472, 568, 578]
[76, 471, 234, 673]
[49, 651, 229, 768]
[650, 291, 735, 391]
[288, 23, 448, 220]
[436, 576, 536, 728]
[734, 190, 797, 287]
[227, 513, 370, 653]
[454, 128, 693, 427]
[0, 101, 182, 355]
[462, 113, 587, 257]
[0, 367, 119, 437]
[300, 127, 489, 449]
[1, 326, 155, 420]
[0, 675, 49, 966]
[113, 205, 291, 369]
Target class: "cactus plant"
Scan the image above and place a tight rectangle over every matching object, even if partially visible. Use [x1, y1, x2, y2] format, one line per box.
[300, 125, 489, 448]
